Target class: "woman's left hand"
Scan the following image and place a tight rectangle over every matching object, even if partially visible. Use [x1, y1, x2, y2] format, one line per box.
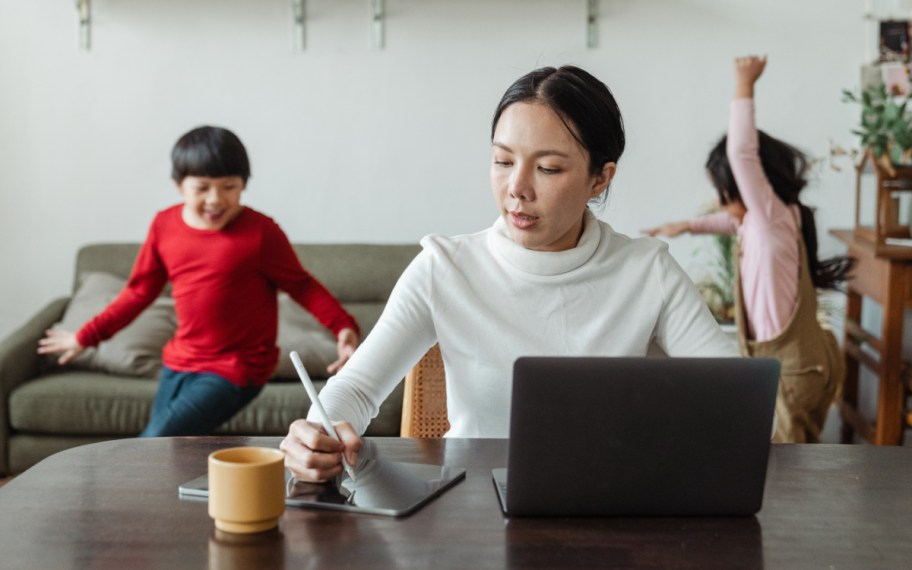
[327, 328, 359, 374]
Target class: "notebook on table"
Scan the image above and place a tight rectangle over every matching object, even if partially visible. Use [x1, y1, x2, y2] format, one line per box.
[493, 356, 779, 517]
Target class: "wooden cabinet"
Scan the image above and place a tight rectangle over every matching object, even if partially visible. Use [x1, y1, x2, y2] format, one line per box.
[831, 229, 912, 445]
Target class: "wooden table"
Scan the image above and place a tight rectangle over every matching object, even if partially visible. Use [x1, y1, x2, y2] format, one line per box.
[831, 229, 912, 444]
[1, 437, 911, 569]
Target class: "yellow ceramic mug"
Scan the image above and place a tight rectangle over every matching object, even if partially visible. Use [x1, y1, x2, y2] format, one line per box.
[208, 447, 286, 534]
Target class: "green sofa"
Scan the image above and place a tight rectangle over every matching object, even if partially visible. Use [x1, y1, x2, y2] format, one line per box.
[0, 242, 421, 476]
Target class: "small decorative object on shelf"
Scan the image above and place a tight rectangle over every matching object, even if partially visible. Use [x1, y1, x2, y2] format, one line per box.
[843, 82, 912, 250]
[854, 151, 912, 251]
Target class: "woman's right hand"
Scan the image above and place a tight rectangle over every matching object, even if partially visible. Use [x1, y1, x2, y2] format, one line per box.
[36, 328, 85, 365]
[280, 419, 362, 482]
[641, 221, 690, 238]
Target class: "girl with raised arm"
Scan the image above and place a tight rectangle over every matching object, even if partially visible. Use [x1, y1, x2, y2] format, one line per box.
[644, 56, 853, 443]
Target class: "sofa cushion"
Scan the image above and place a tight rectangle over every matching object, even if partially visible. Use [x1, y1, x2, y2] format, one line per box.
[10, 372, 156, 435]
[10, 372, 404, 437]
[51, 272, 176, 378]
[218, 379, 403, 436]
[274, 293, 338, 379]
[274, 297, 385, 379]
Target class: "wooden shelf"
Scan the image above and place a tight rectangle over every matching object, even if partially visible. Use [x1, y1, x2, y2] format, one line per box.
[831, 229, 912, 445]
[852, 153, 912, 255]
[72, 1, 601, 52]
[833, 228, 912, 260]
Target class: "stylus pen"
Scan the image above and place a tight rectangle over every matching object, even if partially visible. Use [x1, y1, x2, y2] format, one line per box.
[289, 351, 357, 482]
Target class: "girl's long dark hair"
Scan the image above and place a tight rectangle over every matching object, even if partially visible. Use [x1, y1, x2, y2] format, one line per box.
[706, 132, 854, 290]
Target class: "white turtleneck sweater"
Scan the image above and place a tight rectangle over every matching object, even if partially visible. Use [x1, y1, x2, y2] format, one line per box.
[310, 211, 738, 438]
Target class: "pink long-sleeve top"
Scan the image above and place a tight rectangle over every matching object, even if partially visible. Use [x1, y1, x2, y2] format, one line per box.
[688, 99, 800, 342]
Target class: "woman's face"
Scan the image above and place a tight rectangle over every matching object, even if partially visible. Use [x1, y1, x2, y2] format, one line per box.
[491, 102, 615, 252]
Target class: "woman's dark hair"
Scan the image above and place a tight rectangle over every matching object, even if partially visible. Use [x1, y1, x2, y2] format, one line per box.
[491, 65, 625, 201]
[171, 126, 251, 184]
[706, 132, 854, 290]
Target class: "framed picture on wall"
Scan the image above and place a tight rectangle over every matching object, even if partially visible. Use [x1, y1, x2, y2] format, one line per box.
[879, 20, 910, 62]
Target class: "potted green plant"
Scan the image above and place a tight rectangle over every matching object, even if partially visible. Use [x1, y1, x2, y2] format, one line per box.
[843, 83, 912, 239]
[696, 233, 736, 324]
[842, 83, 912, 174]
[692, 204, 736, 324]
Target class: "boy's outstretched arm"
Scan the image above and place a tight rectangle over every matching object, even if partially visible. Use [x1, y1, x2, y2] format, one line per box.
[734, 54, 766, 99]
[37, 328, 85, 365]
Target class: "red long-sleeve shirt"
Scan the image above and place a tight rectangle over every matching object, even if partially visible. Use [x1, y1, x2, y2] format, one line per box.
[76, 205, 359, 386]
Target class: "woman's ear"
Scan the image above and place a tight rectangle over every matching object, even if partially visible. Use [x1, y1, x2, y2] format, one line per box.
[589, 162, 617, 197]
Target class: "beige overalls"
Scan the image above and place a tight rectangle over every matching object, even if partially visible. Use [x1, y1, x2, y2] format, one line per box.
[734, 236, 845, 443]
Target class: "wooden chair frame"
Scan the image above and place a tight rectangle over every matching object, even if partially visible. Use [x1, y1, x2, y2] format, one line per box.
[400, 344, 450, 438]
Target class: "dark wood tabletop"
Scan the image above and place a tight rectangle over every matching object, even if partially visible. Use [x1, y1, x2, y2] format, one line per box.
[1, 437, 910, 569]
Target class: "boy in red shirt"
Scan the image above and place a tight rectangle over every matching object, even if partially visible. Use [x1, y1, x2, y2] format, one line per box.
[38, 126, 360, 436]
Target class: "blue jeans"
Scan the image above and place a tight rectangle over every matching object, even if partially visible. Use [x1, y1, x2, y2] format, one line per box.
[139, 367, 262, 437]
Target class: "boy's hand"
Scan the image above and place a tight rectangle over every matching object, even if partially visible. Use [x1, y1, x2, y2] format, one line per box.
[327, 328, 359, 374]
[734, 54, 767, 99]
[641, 221, 690, 238]
[37, 328, 86, 365]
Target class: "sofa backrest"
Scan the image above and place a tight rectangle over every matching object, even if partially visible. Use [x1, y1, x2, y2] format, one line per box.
[73, 242, 422, 336]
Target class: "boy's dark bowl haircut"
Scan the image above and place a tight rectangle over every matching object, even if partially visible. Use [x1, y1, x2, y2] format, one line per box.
[171, 126, 251, 184]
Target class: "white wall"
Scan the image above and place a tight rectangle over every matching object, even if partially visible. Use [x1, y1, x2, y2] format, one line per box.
[0, 0, 875, 338]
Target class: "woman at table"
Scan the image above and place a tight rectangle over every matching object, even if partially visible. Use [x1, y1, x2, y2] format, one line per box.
[282, 65, 738, 481]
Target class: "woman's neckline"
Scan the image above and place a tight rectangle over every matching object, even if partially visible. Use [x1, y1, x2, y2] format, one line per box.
[488, 210, 602, 276]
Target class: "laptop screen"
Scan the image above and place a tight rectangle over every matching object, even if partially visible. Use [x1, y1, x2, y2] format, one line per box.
[496, 356, 779, 517]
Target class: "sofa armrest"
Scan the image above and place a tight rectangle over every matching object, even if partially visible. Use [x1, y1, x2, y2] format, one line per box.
[0, 297, 69, 474]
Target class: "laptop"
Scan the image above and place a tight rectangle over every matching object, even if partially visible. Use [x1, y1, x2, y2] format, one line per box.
[492, 356, 779, 517]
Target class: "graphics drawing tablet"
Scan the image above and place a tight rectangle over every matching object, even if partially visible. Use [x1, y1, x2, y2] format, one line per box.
[180, 459, 465, 517]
